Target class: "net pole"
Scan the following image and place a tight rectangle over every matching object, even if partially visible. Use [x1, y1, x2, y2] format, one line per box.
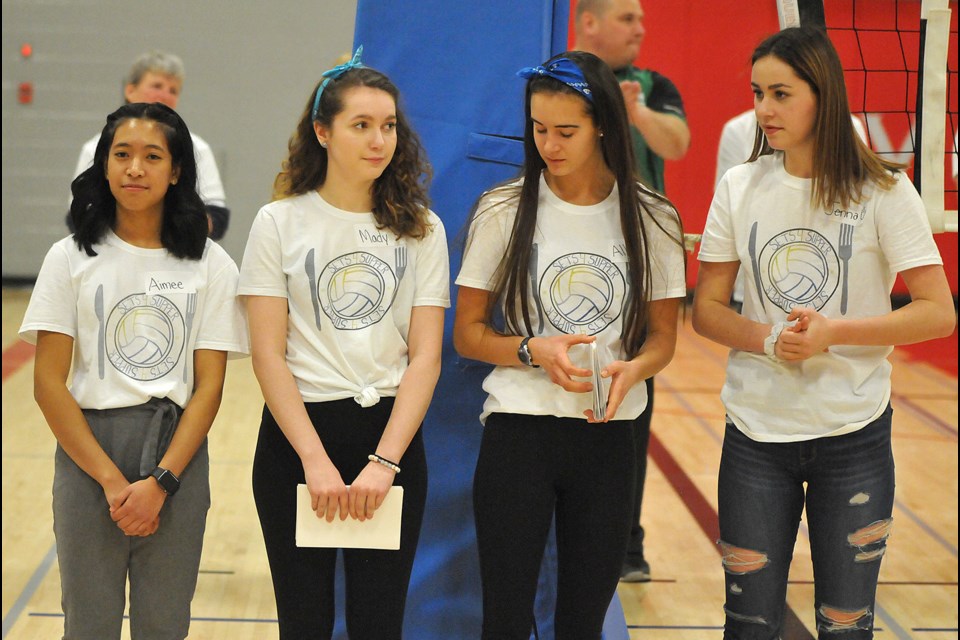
[777, 0, 826, 29]
[919, 0, 955, 232]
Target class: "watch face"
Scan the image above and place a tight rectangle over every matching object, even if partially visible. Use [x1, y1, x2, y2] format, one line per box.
[153, 468, 180, 495]
[518, 342, 533, 366]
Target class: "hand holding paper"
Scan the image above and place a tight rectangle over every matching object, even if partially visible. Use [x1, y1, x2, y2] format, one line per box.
[348, 462, 397, 521]
[296, 484, 403, 550]
[303, 456, 349, 522]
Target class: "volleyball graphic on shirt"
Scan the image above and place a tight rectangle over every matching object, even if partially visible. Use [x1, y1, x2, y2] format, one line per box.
[319, 251, 398, 330]
[541, 252, 625, 334]
[759, 228, 839, 312]
[105, 293, 185, 381]
[551, 265, 613, 322]
[328, 264, 384, 319]
[116, 307, 174, 366]
[769, 244, 828, 301]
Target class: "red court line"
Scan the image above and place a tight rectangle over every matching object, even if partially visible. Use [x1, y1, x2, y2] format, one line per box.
[2, 340, 35, 382]
[649, 431, 815, 640]
[648, 430, 720, 544]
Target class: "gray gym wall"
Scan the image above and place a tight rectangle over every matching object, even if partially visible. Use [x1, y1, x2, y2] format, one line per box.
[2, 1, 358, 279]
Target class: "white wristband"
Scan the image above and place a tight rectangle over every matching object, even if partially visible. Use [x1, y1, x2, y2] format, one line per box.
[763, 322, 786, 361]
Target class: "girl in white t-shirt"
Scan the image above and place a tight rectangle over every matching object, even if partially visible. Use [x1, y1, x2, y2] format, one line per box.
[694, 26, 954, 638]
[454, 51, 686, 637]
[238, 48, 449, 639]
[20, 102, 248, 639]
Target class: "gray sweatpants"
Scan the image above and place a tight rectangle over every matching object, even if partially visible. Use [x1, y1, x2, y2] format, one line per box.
[53, 397, 209, 640]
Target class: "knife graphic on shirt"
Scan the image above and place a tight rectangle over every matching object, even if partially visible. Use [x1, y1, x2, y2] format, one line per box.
[748, 222, 765, 312]
[95, 284, 105, 379]
[305, 249, 322, 331]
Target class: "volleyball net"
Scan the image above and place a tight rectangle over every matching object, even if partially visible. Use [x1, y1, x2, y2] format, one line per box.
[779, 0, 958, 232]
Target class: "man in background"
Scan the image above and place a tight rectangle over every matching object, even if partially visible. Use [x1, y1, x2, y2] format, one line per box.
[575, 0, 691, 584]
[575, 0, 689, 193]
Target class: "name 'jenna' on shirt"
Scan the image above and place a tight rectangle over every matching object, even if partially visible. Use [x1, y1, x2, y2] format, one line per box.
[824, 205, 867, 226]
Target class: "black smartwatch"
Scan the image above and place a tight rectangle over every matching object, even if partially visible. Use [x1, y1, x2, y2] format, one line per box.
[151, 467, 180, 496]
[517, 336, 539, 368]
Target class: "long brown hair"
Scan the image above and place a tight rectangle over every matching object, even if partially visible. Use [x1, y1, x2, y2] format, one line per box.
[274, 67, 432, 239]
[748, 25, 903, 209]
[465, 51, 684, 359]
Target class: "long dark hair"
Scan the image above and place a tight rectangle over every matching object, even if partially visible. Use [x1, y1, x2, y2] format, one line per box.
[748, 25, 902, 208]
[69, 102, 207, 259]
[467, 51, 684, 358]
[274, 67, 432, 239]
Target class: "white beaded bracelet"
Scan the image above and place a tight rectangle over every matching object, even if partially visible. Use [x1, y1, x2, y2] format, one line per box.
[368, 453, 401, 474]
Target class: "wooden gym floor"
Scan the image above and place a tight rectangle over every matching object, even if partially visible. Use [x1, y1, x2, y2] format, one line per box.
[2, 286, 957, 639]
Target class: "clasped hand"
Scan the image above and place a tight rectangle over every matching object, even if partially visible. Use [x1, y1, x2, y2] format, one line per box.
[775, 307, 832, 361]
[107, 479, 164, 537]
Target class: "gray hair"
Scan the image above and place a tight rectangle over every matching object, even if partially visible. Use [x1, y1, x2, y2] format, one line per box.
[125, 50, 185, 86]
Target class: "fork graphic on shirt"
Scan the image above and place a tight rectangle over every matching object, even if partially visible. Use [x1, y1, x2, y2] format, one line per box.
[182, 293, 197, 383]
[390, 245, 408, 305]
[838, 223, 854, 315]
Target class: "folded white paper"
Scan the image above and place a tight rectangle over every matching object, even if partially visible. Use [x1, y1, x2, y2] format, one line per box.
[591, 341, 608, 421]
[295, 484, 403, 550]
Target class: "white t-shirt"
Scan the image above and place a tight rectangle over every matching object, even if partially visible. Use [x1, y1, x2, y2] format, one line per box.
[700, 153, 943, 442]
[238, 191, 450, 405]
[456, 176, 687, 423]
[20, 232, 248, 410]
[72, 131, 226, 208]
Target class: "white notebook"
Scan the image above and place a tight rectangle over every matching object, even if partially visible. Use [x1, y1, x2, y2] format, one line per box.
[591, 341, 608, 421]
[295, 484, 403, 550]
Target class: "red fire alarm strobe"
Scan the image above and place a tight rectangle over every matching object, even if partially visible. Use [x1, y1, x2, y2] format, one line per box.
[19, 82, 34, 104]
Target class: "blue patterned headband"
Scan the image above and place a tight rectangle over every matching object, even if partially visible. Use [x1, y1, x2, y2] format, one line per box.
[311, 45, 365, 121]
[516, 57, 592, 101]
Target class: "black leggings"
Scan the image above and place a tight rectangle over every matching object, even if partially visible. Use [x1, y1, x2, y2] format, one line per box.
[473, 413, 635, 640]
[252, 399, 427, 640]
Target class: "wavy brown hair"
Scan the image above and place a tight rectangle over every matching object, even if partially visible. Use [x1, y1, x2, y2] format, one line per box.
[273, 67, 432, 239]
[748, 25, 903, 209]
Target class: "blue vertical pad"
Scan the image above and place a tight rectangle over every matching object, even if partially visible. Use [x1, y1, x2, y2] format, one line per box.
[349, 3, 627, 638]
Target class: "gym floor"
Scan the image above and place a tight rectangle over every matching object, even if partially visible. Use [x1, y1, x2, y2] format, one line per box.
[2, 287, 957, 639]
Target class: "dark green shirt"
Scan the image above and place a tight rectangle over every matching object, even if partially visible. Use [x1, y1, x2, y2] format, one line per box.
[614, 67, 687, 194]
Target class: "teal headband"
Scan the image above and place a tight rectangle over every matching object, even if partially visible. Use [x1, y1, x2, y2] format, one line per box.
[311, 45, 365, 121]
[516, 58, 592, 101]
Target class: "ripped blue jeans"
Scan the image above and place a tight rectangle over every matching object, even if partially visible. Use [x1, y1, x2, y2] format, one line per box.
[717, 405, 894, 640]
